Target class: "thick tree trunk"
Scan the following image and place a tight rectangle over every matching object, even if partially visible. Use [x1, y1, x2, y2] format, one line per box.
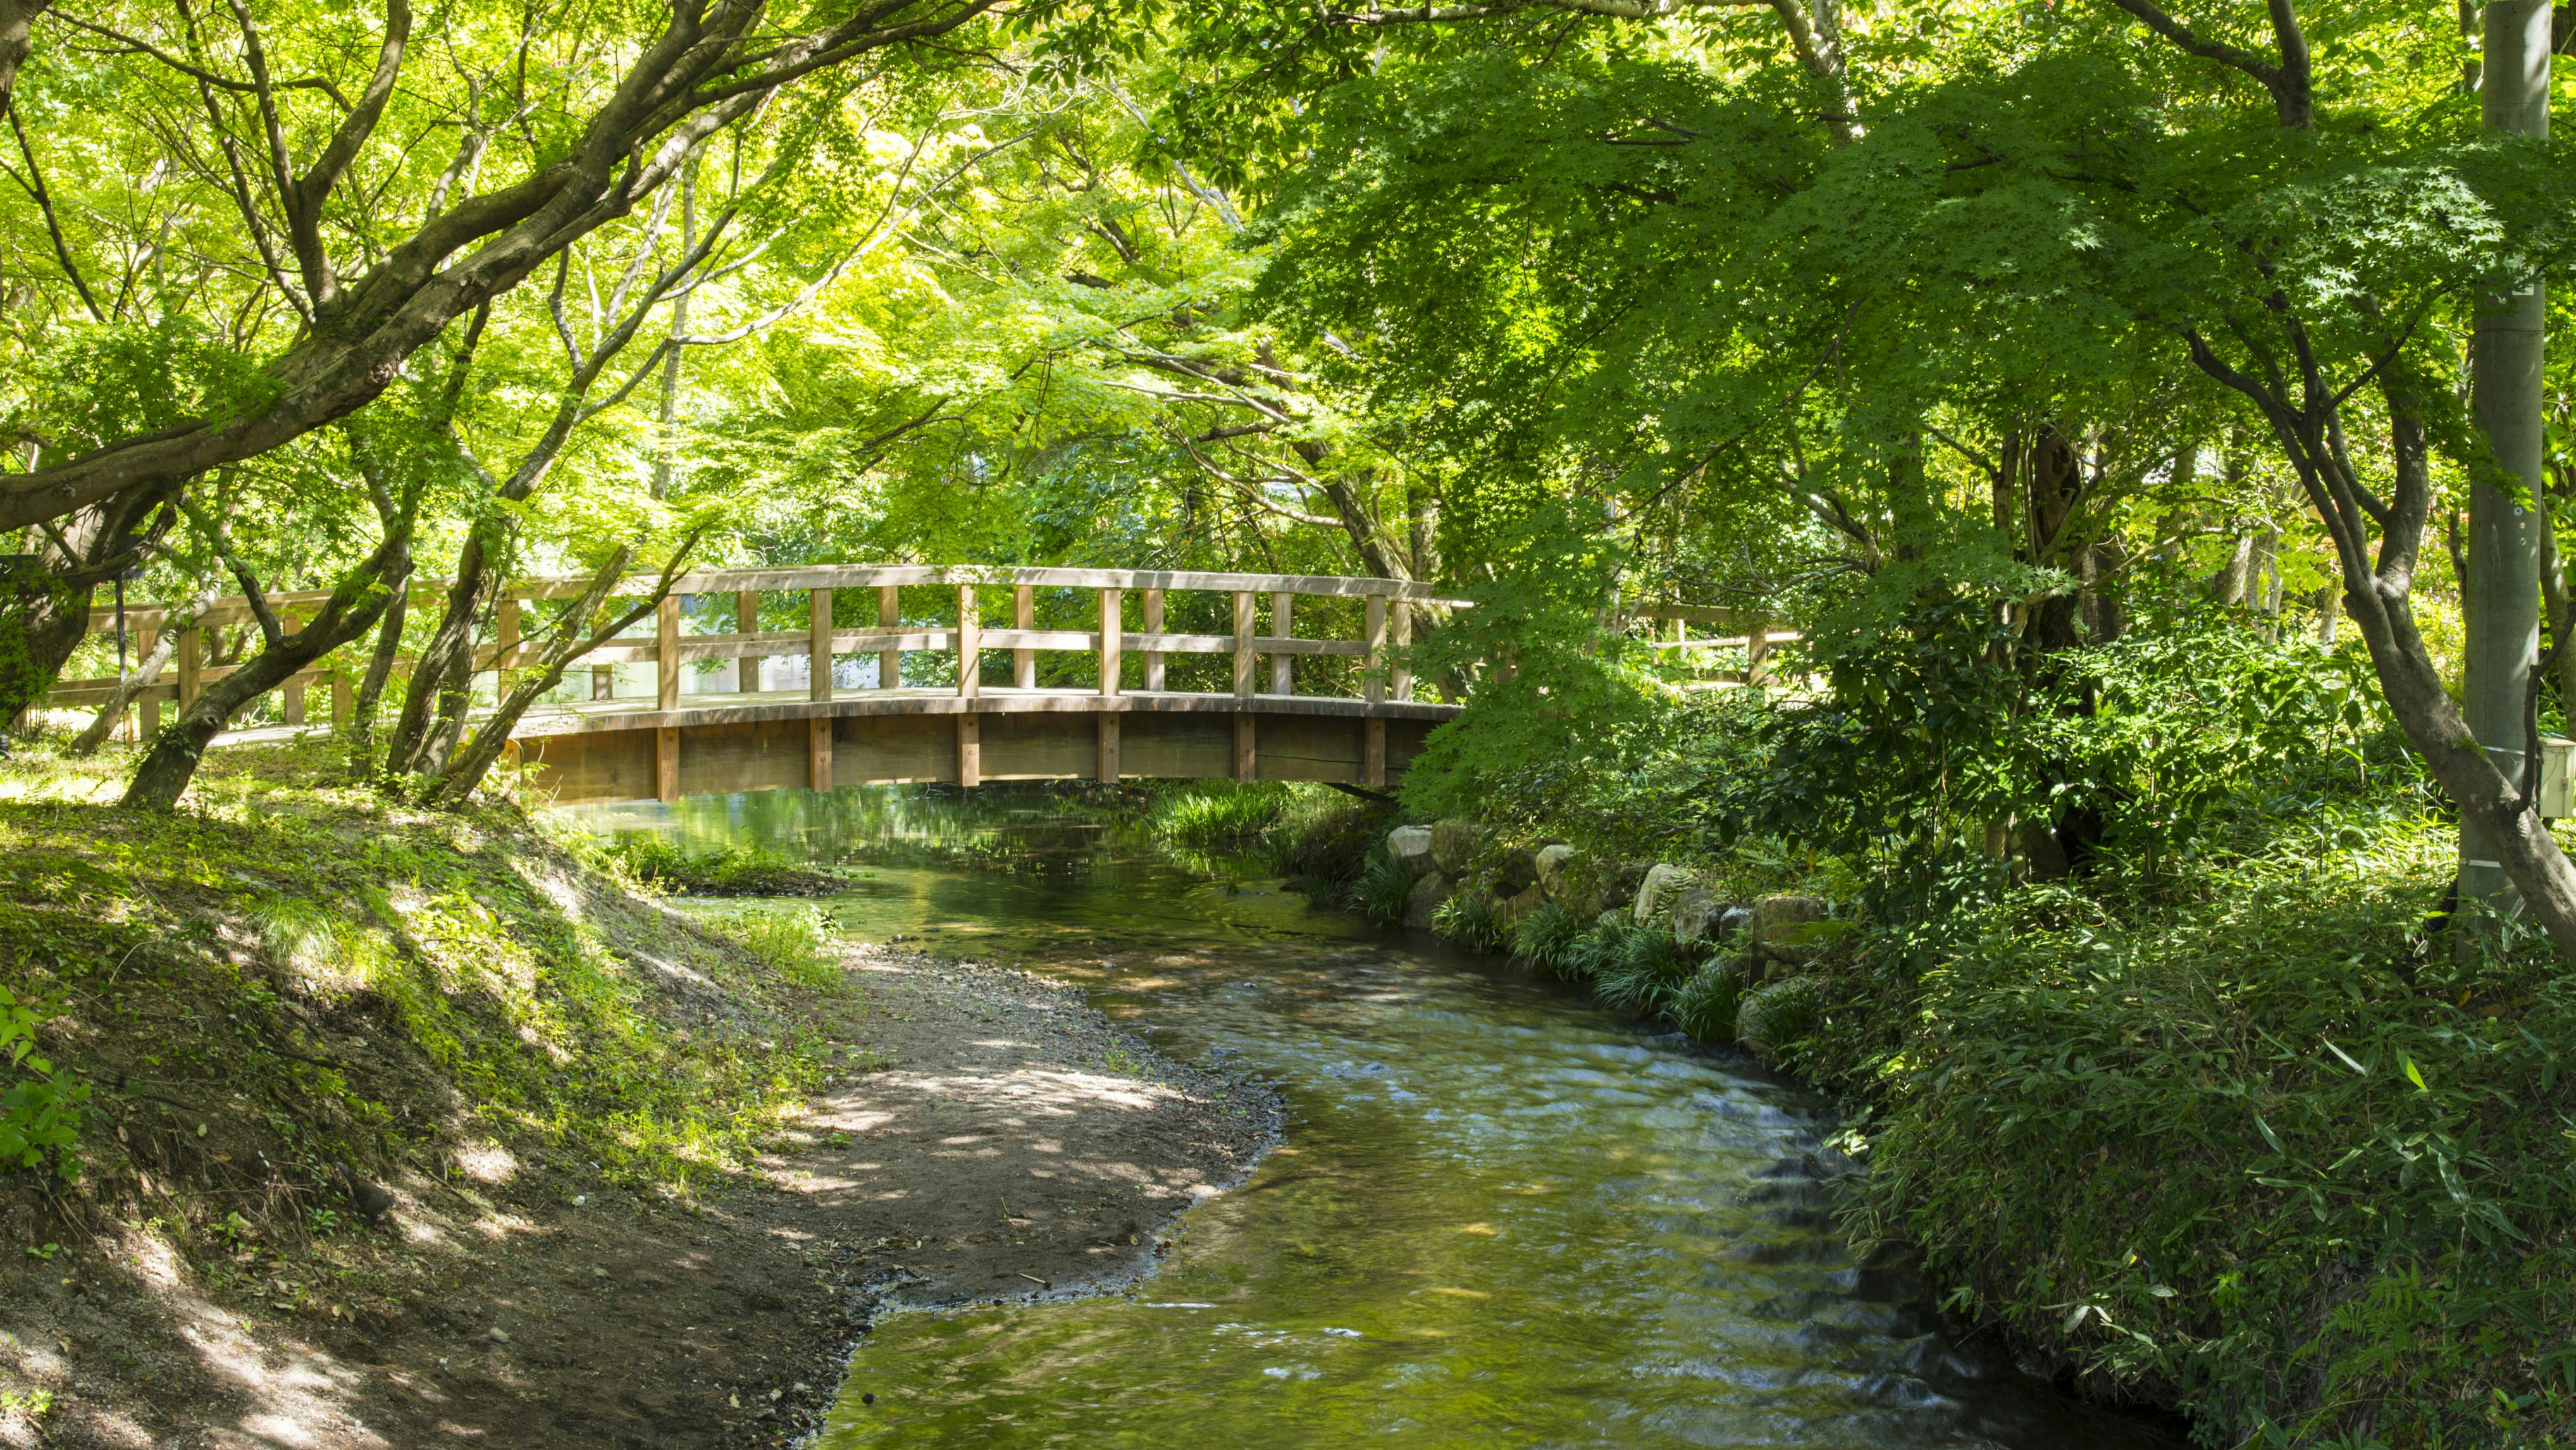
[121, 542, 411, 809]
[2460, 0, 2552, 912]
[0, 1, 52, 116]
[0, 484, 178, 729]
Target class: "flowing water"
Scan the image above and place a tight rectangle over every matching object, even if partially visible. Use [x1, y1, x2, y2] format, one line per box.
[562, 787, 2185, 1450]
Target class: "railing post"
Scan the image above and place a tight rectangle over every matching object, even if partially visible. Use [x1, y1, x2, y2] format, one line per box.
[280, 614, 307, 725]
[1014, 584, 1036, 690]
[177, 626, 201, 709]
[737, 590, 759, 693]
[809, 588, 834, 702]
[877, 585, 901, 690]
[137, 626, 159, 738]
[956, 583, 979, 698]
[1099, 588, 1121, 697]
[1748, 616, 1771, 686]
[1365, 595, 1387, 706]
[1142, 588, 1165, 691]
[492, 593, 519, 705]
[1270, 590, 1293, 696]
[330, 668, 352, 733]
[1392, 600, 1414, 702]
[1232, 591, 1255, 698]
[656, 595, 681, 710]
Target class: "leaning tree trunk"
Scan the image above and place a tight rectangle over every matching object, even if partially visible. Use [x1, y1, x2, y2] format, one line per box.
[121, 542, 412, 809]
[342, 585, 409, 780]
[66, 581, 220, 755]
[384, 523, 502, 778]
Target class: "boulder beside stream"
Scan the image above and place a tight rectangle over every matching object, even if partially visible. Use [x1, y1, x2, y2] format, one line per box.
[1404, 871, 1451, 929]
[1386, 826, 1434, 878]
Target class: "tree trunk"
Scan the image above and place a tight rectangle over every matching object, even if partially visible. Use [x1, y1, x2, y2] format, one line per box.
[0, 483, 179, 730]
[66, 581, 219, 755]
[121, 542, 411, 810]
[384, 524, 500, 778]
[2459, 0, 2552, 914]
[342, 585, 409, 780]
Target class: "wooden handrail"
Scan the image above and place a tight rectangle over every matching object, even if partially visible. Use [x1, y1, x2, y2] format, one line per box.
[83, 564, 1470, 633]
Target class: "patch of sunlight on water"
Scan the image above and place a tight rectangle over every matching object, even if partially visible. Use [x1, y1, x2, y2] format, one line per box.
[557, 786, 2188, 1449]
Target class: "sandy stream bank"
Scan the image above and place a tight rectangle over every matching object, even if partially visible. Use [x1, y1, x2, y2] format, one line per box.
[1, 944, 1281, 1449]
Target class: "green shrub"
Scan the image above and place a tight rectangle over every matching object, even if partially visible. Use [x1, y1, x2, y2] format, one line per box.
[1592, 922, 1697, 1016]
[1348, 849, 1416, 926]
[598, 833, 831, 895]
[0, 985, 85, 1178]
[1735, 975, 1821, 1055]
[712, 905, 845, 992]
[1668, 963, 1744, 1042]
[1430, 892, 1507, 953]
[1510, 900, 1587, 977]
[1155, 786, 1289, 850]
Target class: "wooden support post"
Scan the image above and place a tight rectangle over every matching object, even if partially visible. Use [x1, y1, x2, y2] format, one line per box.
[1232, 591, 1256, 698]
[1098, 712, 1120, 783]
[1391, 601, 1414, 702]
[808, 717, 833, 793]
[877, 585, 901, 689]
[1270, 590, 1294, 695]
[957, 712, 981, 787]
[488, 594, 518, 712]
[1014, 585, 1036, 689]
[1099, 588, 1122, 697]
[280, 615, 307, 726]
[1234, 710, 1256, 783]
[1747, 617, 1771, 686]
[331, 669, 352, 732]
[810, 589, 834, 702]
[957, 584, 979, 698]
[737, 591, 760, 693]
[656, 595, 681, 710]
[655, 727, 679, 803]
[1365, 595, 1387, 706]
[176, 626, 201, 709]
[593, 662, 613, 700]
[1365, 717, 1387, 789]
[137, 627, 158, 739]
[1142, 588, 1166, 691]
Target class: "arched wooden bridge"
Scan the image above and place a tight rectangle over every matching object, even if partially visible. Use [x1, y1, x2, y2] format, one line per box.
[55, 565, 1482, 806]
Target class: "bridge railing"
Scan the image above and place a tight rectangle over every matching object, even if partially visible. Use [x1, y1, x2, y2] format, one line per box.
[51, 564, 1473, 737]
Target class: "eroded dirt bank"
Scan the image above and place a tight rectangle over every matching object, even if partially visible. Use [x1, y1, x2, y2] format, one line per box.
[1, 943, 1279, 1449]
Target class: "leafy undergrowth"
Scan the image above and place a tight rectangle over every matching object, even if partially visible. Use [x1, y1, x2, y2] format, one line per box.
[0, 739, 838, 1299]
[591, 831, 844, 896]
[1786, 780, 2576, 1447]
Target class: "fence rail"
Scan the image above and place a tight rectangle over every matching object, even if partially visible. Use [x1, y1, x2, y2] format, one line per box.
[53, 564, 1470, 748]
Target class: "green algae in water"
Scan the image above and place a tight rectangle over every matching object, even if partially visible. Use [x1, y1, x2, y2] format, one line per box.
[563, 787, 2183, 1449]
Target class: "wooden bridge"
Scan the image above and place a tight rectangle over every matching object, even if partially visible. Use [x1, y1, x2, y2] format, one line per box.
[52, 566, 1472, 806]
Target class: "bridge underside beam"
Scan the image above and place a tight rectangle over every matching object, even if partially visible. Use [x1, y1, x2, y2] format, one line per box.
[522, 706, 1439, 806]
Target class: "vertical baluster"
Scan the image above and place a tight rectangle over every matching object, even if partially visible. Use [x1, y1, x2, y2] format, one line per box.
[877, 585, 901, 690]
[1392, 600, 1414, 702]
[1142, 588, 1165, 691]
[1270, 590, 1293, 695]
[177, 625, 201, 709]
[139, 626, 160, 738]
[809, 588, 834, 703]
[1099, 588, 1122, 697]
[1232, 591, 1255, 698]
[1014, 583, 1036, 690]
[1365, 595, 1387, 706]
[737, 590, 760, 693]
[281, 613, 308, 726]
[656, 595, 681, 710]
[957, 583, 979, 698]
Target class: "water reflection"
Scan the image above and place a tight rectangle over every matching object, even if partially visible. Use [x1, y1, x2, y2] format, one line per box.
[557, 786, 2183, 1450]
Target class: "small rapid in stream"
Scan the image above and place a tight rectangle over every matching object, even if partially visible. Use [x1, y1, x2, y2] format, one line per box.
[563, 788, 2186, 1450]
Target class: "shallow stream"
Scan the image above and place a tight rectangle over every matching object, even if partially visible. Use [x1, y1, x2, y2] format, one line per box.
[566, 788, 2183, 1450]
